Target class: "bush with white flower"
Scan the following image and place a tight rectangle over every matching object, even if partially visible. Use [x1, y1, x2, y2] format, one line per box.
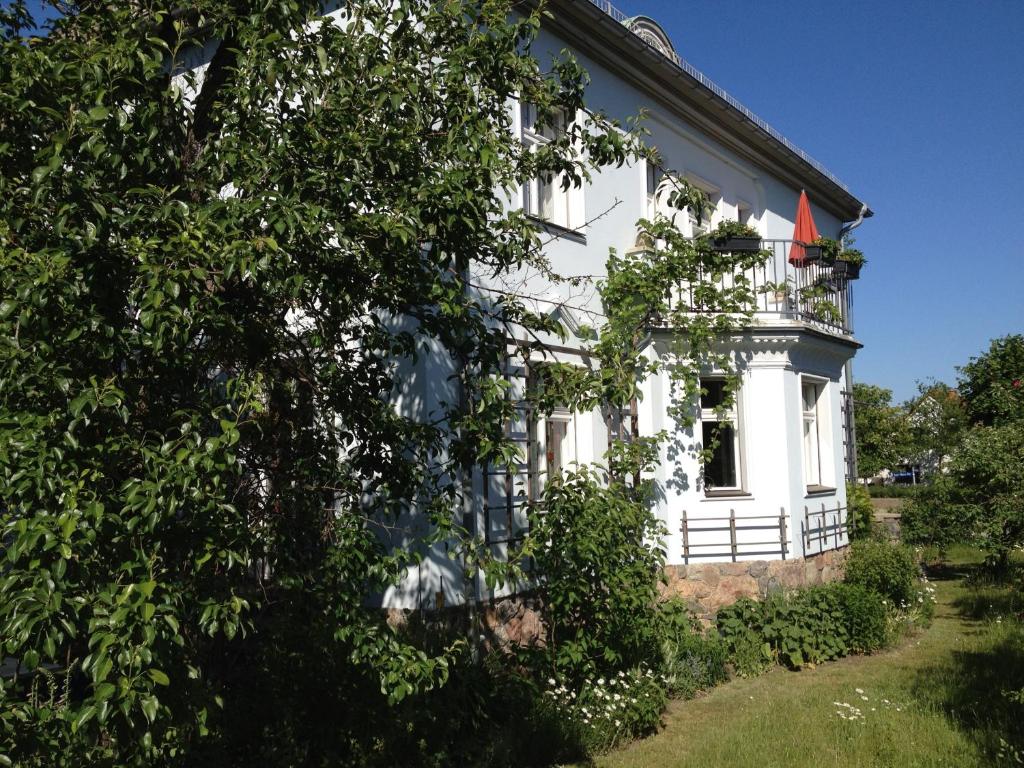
[540, 667, 667, 753]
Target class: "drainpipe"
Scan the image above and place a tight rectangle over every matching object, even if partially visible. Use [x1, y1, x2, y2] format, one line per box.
[838, 203, 869, 483]
[839, 203, 869, 245]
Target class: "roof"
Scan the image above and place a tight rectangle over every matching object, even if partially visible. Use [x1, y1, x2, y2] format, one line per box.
[544, 0, 872, 222]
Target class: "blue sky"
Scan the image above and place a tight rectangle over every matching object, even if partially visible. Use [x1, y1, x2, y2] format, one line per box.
[636, 0, 1024, 403]
[15, 1, 1024, 403]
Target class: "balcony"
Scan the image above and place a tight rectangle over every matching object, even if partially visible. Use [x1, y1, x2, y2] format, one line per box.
[659, 239, 855, 337]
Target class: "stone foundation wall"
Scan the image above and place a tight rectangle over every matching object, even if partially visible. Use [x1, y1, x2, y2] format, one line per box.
[385, 549, 850, 646]
[386, 595, 547, 652]
[662, 547, 850, 621]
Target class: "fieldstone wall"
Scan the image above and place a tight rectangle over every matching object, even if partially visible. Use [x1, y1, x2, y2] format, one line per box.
[385, 594, 547, 653]
[662, 547, 850, 621]
[385, 549, 850, 646]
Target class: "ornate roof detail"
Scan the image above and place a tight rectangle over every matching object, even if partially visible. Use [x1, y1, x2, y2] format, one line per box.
[623, 16, 679, 64]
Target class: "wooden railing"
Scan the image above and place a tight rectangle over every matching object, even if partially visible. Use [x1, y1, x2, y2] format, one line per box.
[802, 502, 851, 553]
[680, 508, 789, 563]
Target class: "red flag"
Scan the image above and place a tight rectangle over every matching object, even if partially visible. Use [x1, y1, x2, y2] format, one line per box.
[788, 190, 820, 266]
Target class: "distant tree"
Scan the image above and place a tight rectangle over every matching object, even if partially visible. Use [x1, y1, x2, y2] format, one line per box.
[903, 380, 968, 476]
[852, 383, 909, 478]
[902, 337, 1024, 564]
[957, 334, 1024, 427]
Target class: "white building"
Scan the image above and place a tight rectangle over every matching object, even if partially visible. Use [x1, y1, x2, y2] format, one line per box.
[387, 0, 872, 610]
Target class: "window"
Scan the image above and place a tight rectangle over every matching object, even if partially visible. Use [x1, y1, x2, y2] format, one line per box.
[521, 103, 580, 230]
[645, 160, 662, 220]
[801, 379, 832, 490]
[700, 378, 743, 492]
[529, 405, 579, 498]
[736, 201, 752, 228]
[689, 189, 719, 238]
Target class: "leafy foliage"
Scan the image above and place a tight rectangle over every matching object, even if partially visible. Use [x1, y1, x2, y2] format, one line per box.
[852, 383, 911, 477]
[904, 422, 1024, 563]
[837, 247, 865, 267]
[810, 236, 842, 264]
[0, 0, 648, 763]
[539, 668, 668, 756]
[525, 463, 668, 680]
[703, 218, 760, 241]
[844, 539, 919, 606]
[904, 380, 969, 475]
[655, 600, 728, 698]
[847, 482, 876, 540]
[958, 334, 1024, 427]
[716, 582, 889, 671]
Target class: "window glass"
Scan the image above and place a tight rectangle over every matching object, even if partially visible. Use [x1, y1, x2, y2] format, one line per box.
[645, 161, 661, 219]
[802, 381, 822, 486]
[521, 103, 577, 229]
[700, 377, 742, 491]
[700, 379, 728, 410]
[702, 421, 737, 488]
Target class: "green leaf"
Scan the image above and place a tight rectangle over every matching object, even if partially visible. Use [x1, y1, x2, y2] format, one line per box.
[94, 682, 116, 701]
[71, 705, 95, 733]
[148, 669, 170, 686]
[140, 695, 159, 724]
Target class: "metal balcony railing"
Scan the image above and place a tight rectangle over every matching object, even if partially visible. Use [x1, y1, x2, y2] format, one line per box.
[658, 239, 854, 336]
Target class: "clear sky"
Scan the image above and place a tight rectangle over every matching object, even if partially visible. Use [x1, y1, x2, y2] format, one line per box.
[14, 1, 1024, 403]
[634, 0, 1024, 403]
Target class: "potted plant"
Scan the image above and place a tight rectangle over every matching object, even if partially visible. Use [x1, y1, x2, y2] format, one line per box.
[706, 220, 762, 253]
[833, 248, 866, 279]
[811, 236, 841, 264]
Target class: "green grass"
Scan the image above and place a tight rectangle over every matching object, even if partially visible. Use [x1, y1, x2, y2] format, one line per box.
[589, 549, 1024, 768]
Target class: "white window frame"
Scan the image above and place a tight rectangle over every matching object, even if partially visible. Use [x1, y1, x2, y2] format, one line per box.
[736, 199, 757, 230]
[801, 376, 835, 491]
[644, 159, 662, 221]
[681, 172, 720, 239]
[520, 103, 583, 231]
[529, 405, 581, 498]
[699, 377, 745, 494]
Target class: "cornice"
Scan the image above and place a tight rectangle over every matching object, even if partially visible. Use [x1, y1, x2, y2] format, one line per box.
[538, 0, 870, 223]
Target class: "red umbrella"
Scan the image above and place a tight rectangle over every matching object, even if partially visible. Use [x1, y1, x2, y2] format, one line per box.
[788, 190, 820, 266]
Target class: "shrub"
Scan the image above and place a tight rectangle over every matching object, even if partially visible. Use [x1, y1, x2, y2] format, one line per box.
[655, 602, 728, 697]
[832, 582, 889, 652]
[867, 484, 921, 499]
[845, 539, 919, 606]
[847, 482, 876, 540]
[540, 667, 667, 755]
[724, 626, 774, 677]
[527, 466, 668, 683]
[716, 582, 890, 671]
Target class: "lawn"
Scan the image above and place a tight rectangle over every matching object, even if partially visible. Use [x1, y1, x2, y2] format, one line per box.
[591, 546, 1024, 768]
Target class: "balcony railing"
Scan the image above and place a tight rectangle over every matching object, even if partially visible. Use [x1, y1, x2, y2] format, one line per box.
[659, 239, 854, 336]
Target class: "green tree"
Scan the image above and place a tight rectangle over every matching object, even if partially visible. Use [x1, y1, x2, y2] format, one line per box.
[902, 338, 1024, 563]
[852, 382, 909, 478]
[958, 334, 1024, 427]
[0, 1, 644, 763]
[903, 380, 968, 476]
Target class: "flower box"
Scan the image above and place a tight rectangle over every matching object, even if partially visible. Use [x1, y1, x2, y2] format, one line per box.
[800, 245, 822, 263]
[833, 260, 862, 279]
[710, 235, 762, 253]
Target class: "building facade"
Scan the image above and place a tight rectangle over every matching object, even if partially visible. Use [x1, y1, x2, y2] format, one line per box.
[383, 0, 872, 610]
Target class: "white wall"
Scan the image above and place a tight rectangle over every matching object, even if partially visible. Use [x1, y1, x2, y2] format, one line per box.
[383, 20, 861, 608]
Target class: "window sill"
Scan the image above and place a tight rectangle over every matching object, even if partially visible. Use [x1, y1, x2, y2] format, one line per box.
[703, 489, 752, 499]
[527, 216, 587, 244]
[805, 485, 837, 498]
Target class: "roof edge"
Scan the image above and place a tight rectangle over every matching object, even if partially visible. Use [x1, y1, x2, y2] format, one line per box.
[543, 0, 871, 222]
